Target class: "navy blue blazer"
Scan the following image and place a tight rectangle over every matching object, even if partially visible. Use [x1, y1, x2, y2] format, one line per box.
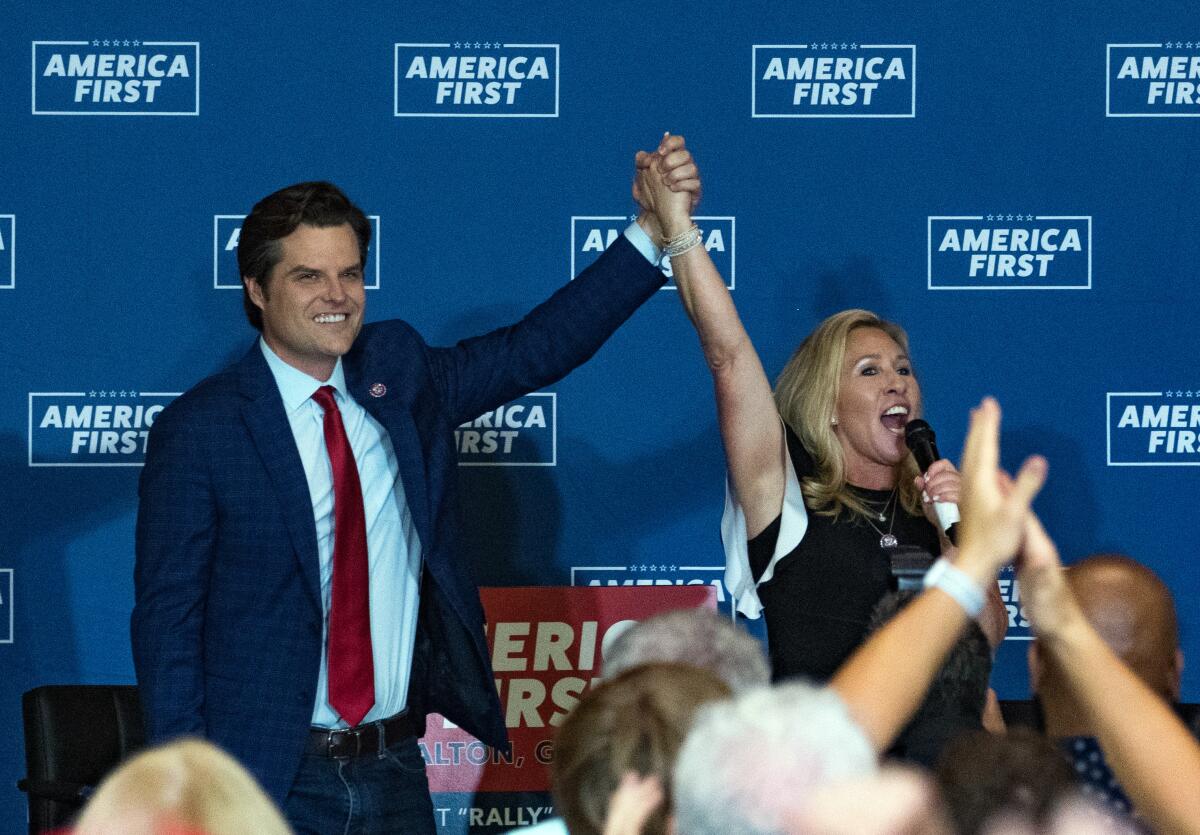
[132, 236, 664, 802]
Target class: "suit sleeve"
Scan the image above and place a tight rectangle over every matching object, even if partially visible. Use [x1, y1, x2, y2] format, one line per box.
[428, 234, 665, 426]
[131, 403, 214, 741]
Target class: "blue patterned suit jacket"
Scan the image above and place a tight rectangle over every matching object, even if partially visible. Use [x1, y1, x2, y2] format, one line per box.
[132, 236, 664, 802]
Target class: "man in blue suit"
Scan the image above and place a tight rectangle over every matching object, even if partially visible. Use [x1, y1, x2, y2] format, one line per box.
[132, 136, 700, 833]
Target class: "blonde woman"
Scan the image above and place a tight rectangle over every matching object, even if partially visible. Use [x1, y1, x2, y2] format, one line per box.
[73, 738, 292, 835]
[636, 137, 1003, 682]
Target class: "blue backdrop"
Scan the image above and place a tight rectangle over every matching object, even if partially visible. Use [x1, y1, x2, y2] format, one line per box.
[5, 0, 1200, 830]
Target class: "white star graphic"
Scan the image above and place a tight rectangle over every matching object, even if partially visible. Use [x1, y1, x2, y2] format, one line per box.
[1166, 390, 1174, 398]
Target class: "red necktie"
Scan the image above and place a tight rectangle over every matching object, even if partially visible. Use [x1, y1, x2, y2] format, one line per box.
[312, 385, 374, 727]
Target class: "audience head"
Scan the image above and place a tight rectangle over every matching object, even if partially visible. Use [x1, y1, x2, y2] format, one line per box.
[672, 682, 876, 835]
[1031, 554, 1182, 729]
[73, 738, 292, 835]
[870, 591, 993, 767]
[552, 662, 732, 835]
[602, 607, 771, 692]
[935, 729, 1081, 835]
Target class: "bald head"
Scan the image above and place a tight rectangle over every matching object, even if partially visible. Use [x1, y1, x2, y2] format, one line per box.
[1063, 554, 1180, 699]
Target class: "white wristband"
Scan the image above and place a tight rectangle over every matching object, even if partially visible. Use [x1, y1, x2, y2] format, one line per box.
[922, 558, 986, 617]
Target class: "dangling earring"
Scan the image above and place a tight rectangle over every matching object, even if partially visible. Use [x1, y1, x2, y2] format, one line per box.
[831, 416, 838, 426]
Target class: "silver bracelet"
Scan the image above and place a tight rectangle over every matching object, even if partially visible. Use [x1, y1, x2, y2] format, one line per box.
[922, 557, 986, 617]
[663, 225, 702, 258]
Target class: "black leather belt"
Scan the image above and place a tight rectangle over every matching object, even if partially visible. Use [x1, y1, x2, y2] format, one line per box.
[307, 710, 423, 759]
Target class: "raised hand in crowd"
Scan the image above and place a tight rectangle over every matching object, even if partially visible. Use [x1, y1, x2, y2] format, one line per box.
[830, 398, 1045, 752]
[601, 772, 665, 835]
[1017, 511, 1200, 834]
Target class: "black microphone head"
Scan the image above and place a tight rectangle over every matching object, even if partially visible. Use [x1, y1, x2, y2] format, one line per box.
[904, 419, 940, 471]
[904, 419, 935, 449]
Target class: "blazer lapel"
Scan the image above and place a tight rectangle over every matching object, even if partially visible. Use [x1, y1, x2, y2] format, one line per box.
[236, 347, 323, 611]
[344, 360, 432, 552]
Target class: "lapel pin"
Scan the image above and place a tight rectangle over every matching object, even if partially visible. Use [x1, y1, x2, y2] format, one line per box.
[369, 382, 387, 398]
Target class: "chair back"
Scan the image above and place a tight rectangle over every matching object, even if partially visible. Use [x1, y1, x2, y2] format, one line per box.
[18, 685, 144, 834]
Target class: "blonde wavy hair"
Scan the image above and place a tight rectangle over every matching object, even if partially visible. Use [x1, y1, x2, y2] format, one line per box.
[73, 738, 292, 835]
[774, 309, 921, 522]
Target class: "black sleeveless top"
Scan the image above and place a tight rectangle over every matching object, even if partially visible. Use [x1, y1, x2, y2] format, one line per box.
[749, 427, 941, 683]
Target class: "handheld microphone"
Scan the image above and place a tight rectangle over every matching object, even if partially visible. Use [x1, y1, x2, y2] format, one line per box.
[904, 419, 960, 545]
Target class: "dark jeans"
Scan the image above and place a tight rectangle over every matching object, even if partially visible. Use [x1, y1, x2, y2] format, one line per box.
[283, 736, 437, 835]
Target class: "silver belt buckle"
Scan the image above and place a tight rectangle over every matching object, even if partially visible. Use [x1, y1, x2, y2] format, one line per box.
[324, 728, 342, 759]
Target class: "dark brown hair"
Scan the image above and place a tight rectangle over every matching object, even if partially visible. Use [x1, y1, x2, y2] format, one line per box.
[238, 181, 371, 331]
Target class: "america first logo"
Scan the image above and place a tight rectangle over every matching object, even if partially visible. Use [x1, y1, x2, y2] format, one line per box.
[1108, 43, 1200, 116]
[394, 42, 558, 117]
[0, 215, 14, 290]
[571, 564, 733, 616]
[997, 566, 1031, 642]
[1107, 390, 1200, 466]
[214, 215, 382, 289]
[457, 393, 556, 466]
[570, 216, 735, 290]
[32, 41, 199, 115]
[752, 43, 915, 118]
[29, 391, 178, 467]
[927, 215, 1092, 290]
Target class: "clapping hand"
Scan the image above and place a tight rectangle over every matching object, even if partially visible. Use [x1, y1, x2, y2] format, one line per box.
[956, 398, 1048, 585]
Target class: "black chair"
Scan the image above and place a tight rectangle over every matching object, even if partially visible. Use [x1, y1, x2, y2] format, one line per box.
[18, 685, 145, 834]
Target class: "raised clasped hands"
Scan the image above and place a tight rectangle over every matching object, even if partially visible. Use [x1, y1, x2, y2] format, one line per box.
[633, 133, 701, 242]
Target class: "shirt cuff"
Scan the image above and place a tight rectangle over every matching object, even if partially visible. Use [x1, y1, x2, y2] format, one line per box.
[623, 220, 662, 266]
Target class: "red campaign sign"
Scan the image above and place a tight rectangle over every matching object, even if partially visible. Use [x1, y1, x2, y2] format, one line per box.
[421, 584, 716, 793]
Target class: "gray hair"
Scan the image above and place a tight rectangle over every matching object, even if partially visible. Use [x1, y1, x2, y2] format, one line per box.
[673, 683, 877, 835]
[602, 608, 770, 693]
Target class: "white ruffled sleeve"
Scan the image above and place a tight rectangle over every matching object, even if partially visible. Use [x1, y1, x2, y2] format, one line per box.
[721, 436, 809, 619]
